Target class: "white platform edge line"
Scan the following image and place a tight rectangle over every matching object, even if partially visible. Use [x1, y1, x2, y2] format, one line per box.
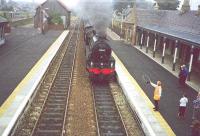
[114, 60, 157, 136]
[2, 30, 69, 136]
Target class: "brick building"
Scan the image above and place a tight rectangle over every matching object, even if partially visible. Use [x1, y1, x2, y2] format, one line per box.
[34, 0, 71, 32]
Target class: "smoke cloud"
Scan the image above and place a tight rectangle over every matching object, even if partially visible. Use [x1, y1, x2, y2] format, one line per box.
[65, 0, 113, 35]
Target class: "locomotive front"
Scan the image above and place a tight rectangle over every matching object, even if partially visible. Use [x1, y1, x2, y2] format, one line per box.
[86, 35, 115, 80]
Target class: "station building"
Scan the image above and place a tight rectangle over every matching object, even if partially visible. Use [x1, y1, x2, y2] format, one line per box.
[34, 0, 71, 32]
[112, 3, 200, 84]
[133, 8, 200, 80]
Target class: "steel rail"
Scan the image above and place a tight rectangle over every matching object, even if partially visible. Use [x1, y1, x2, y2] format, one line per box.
[91, 81, 128, 136]
[61, 21, 81, 136]
[30, 22, 79, 136]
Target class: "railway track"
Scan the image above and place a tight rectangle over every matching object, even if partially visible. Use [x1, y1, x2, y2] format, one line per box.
[92, 81, 128, 136]
[12, 22, 80, 136]
[12, 21, 144, 136]
[31, 24, 79, 136]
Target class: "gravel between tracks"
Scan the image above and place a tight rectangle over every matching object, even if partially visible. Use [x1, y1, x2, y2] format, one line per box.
[65, 26, 96, 136]
[11, 24, 143, 136]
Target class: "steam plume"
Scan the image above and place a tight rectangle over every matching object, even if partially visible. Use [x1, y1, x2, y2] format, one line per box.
[66, 0, 113, 35]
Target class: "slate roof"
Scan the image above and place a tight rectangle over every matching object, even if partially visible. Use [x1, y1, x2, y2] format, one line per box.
[136, 9, 200, 47]
[38, 0, 70, 12]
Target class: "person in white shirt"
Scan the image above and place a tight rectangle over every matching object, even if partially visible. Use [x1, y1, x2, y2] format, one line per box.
[178, 94, 188, 119]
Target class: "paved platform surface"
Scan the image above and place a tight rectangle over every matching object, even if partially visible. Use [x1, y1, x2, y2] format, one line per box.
[108, 40, 198, 136]
[0, 26, 62, 105]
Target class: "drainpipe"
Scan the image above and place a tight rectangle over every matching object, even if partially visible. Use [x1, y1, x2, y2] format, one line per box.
[188, 46, 194, 81]
[146, 31, 150, 53]
[153, 34, 157, 58]
[162, 37, 167, 64]
[172, 40, 179, 71]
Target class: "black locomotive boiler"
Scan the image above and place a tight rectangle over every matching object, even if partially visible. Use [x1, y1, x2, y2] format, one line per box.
[84, 25, 115, 80]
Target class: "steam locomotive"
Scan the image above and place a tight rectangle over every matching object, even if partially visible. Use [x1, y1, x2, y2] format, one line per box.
[84, 23, 115, 80]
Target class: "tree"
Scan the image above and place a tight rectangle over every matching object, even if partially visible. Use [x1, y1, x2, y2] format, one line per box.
[154, 0, 179, 10]
[1, 5, 14, 11]
[135, 0, 154, 9]
[49, 12, 63, 25]
[113, 0, 135, 12]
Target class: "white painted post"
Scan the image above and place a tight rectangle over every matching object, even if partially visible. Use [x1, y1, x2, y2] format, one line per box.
[146, 32, 150, 53]
[188, 46, 194, 81]
[173, 40, 178, 71]
[140, 31, 143, 49]
[153, 34, 157, 57]
[162, 37, 166, 64]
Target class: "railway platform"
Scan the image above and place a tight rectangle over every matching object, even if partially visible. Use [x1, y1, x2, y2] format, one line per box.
[0, 25, 68, 135]
[0, 25, 198, 136]
[107, 29, 199, 136]
[0, 26, 63, 105]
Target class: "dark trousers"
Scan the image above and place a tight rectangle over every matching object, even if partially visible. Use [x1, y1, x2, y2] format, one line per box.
[178, 106, 186, 117]
[179, 76, 187, 87]
[154, 100, 159, 110]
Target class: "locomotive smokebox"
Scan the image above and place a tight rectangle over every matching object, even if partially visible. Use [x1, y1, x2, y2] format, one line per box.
[95, 33, 107, 40]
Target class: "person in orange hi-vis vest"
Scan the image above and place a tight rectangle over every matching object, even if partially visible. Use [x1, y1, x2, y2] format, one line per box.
[149, 81, 162, 111]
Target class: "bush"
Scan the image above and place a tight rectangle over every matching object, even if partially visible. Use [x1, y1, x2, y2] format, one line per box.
[49, 12, 63, 25]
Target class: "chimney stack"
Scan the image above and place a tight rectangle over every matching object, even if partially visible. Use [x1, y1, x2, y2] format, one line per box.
[180, 0, 190, 14]
[154, 2, 159, 10]
[196, 5, 200, 16]
[198, 5, 200, 13]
